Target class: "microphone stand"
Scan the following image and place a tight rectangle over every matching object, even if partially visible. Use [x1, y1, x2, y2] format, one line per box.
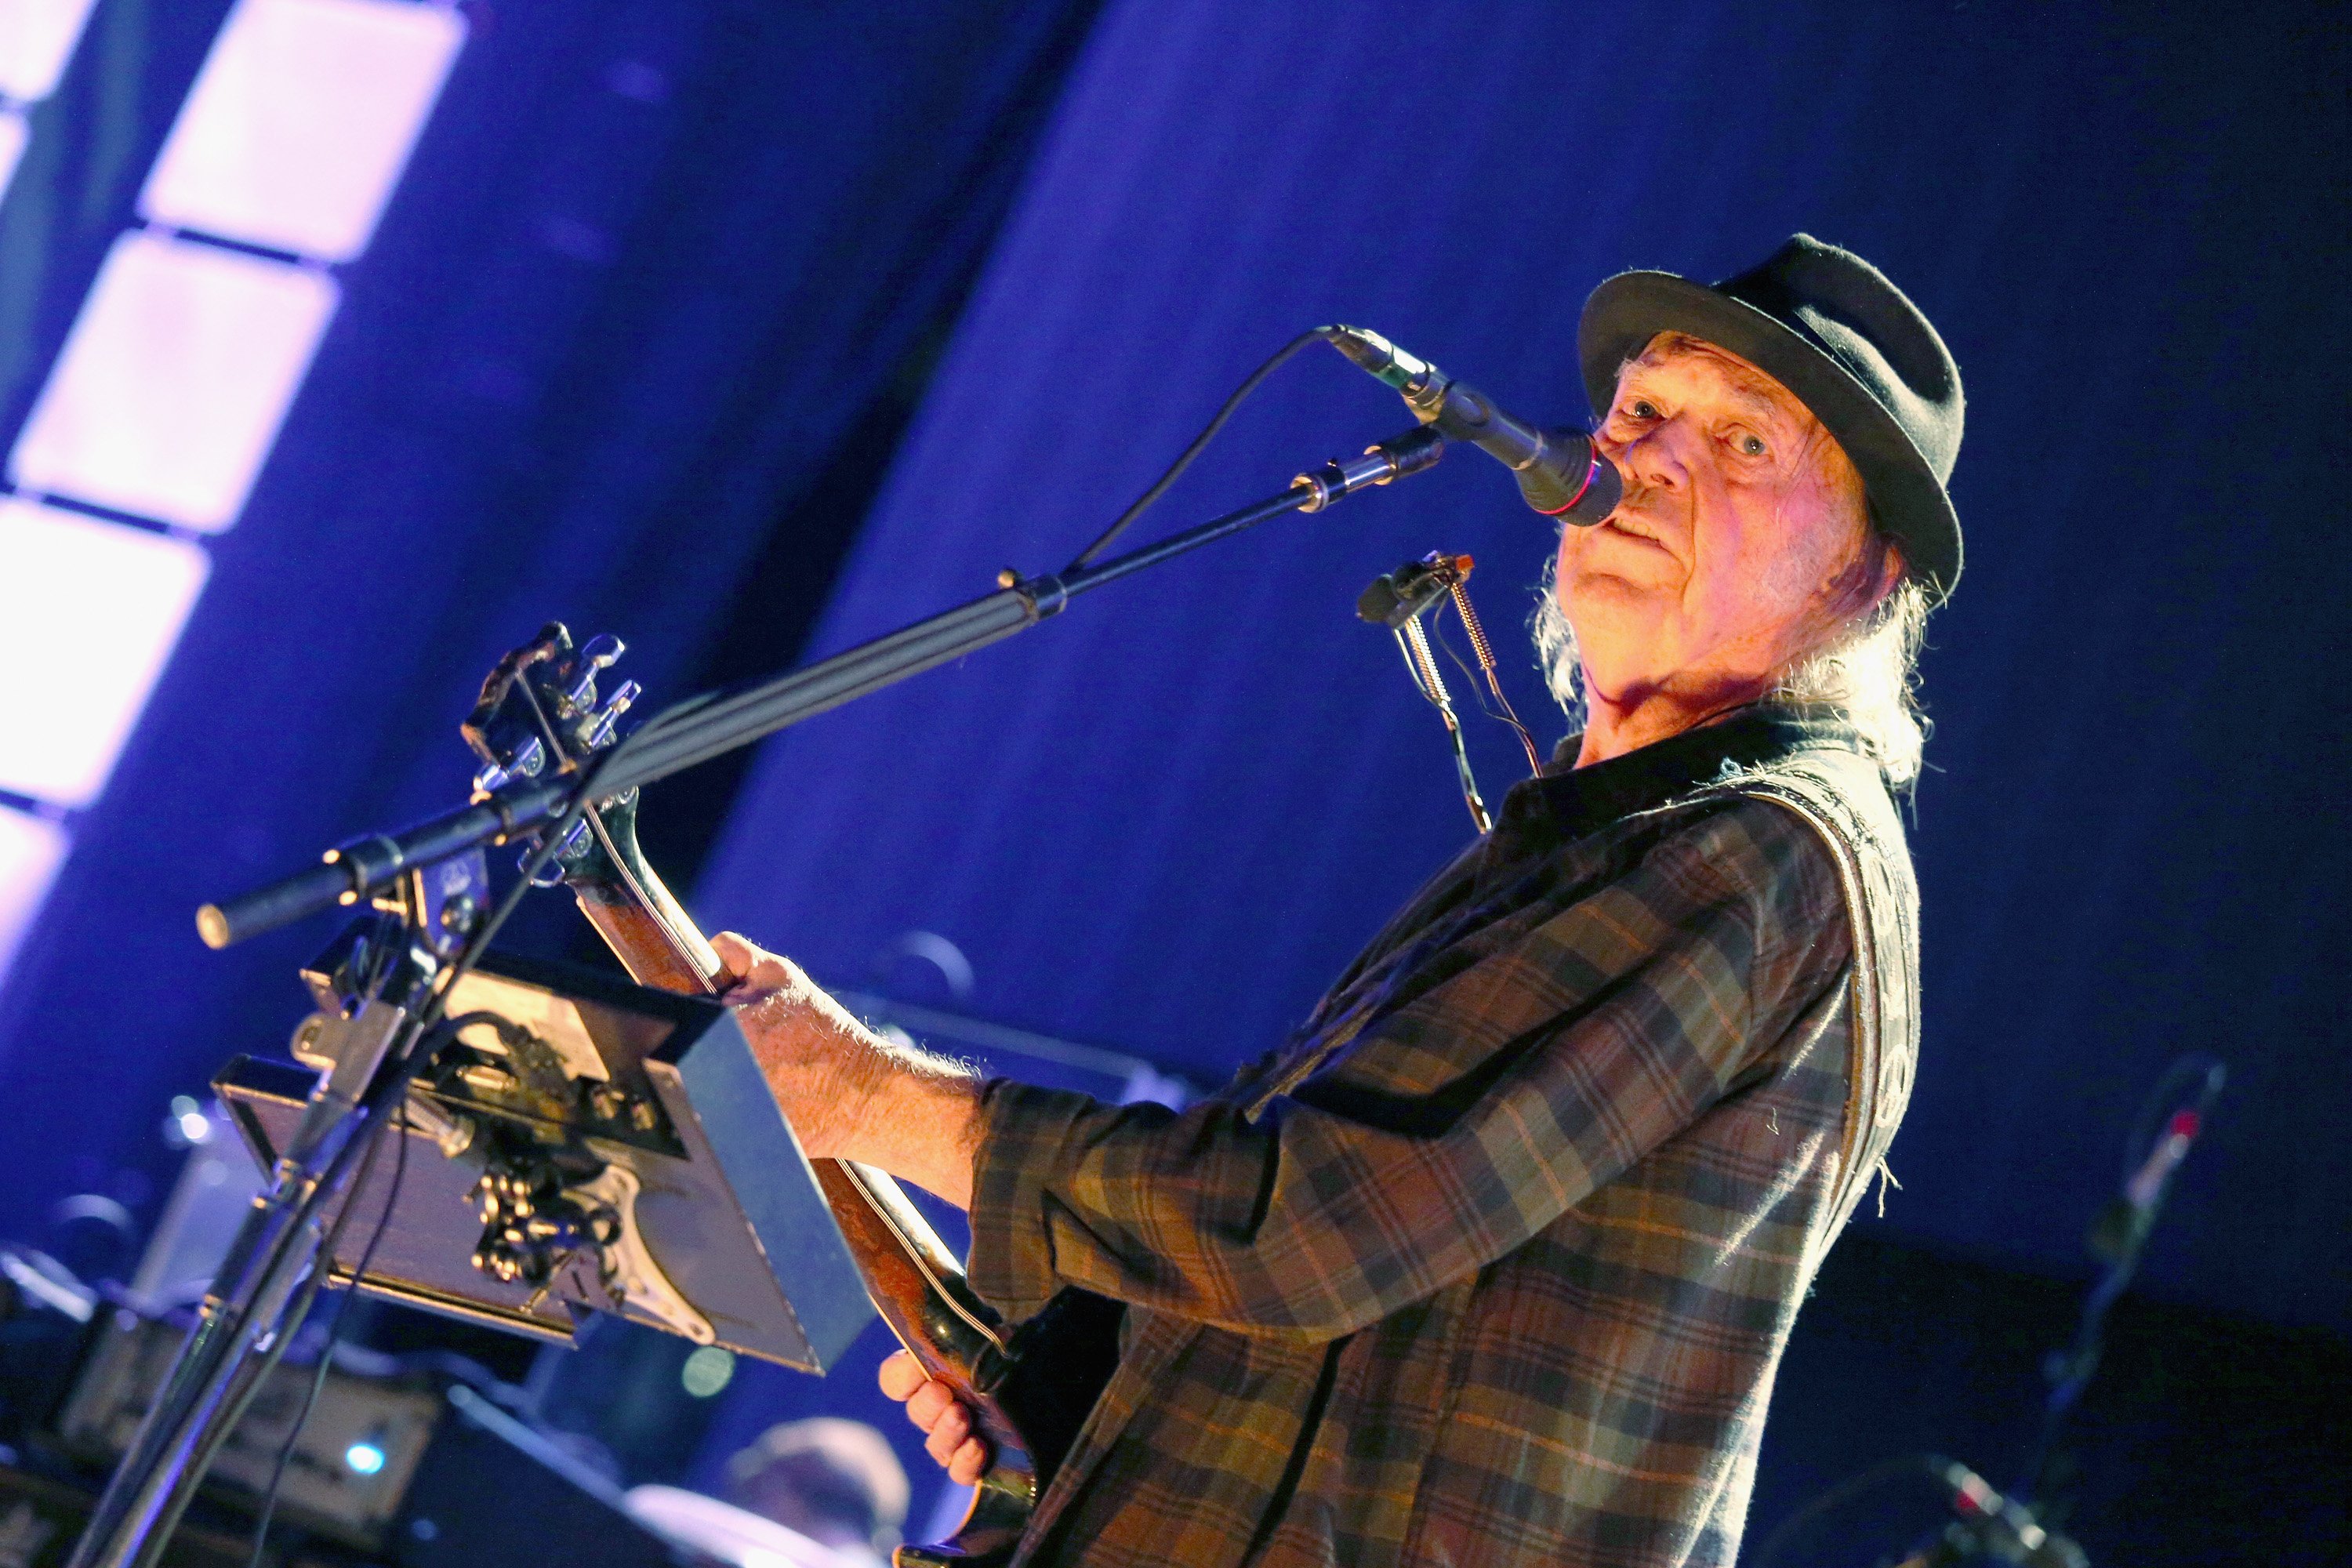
[2009, 1058, 2226, 1508]
[66, 880, 476, 1568]
[74, 423, 1444, 1568]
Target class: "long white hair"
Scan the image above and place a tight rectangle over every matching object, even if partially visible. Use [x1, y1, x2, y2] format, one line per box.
[1531, 561, 1931, 789]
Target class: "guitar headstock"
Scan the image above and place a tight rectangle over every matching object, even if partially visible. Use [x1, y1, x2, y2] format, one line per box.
[462, 622, 642, 885]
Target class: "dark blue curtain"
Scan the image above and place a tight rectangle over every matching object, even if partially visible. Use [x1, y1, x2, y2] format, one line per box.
[696, 0, 2348, 1337]
[0, 0, 1098, 1233]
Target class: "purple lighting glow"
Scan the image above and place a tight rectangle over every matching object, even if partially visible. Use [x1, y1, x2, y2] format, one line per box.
[0, 804, 67, 985]
[0, 499, 210, 808]
[0, 0, 100, 104]
[140, 0, 468, 264]
[0, 111, 25, 205]
[7, 231, 339, 534]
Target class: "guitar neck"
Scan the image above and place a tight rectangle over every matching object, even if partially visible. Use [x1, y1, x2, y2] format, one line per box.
[459, 623, 1051, 1563]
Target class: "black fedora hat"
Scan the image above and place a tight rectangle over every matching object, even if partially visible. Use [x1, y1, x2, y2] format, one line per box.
[1577, 234, 1965, 601]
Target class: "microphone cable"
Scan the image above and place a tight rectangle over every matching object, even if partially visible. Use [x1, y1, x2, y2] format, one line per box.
[1424, 590, 1544, 776]
[1063, 328, 1327, 571]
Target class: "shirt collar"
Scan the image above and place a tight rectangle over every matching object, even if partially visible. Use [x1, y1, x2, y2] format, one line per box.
[1490, 705, 1859, 851]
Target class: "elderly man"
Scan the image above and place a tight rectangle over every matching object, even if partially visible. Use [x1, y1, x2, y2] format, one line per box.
[713, 234, 1962, 1567]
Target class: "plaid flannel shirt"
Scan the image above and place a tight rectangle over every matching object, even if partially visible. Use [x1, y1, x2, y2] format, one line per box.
[967, 709, 1919, 1567]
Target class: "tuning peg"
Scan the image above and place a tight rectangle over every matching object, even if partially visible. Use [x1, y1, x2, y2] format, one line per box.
[563, 636, 626, 713]
[522, 818, 590, 885]
[585, 680, 641, 749]
[473, 735, 546, 794]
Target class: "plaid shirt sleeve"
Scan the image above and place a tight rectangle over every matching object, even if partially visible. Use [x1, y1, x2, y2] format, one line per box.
[965, 797, 1839, 1341]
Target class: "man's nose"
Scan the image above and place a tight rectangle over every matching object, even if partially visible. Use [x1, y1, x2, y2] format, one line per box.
[1607, 423, 1686, 498]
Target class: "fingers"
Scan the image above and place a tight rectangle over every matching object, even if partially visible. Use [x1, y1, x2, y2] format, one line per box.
[710, 931, 799, 997]
[924, 1399, 989, 1479]
[710, 931, 759, 989]
[877, 1350, 924, 1401]
[877, 1352, 989, 1480]
[905, 1378, 960, 1432]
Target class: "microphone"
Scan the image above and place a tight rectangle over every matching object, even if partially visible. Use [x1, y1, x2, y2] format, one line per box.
[1924, 1457, 2087, 1568]
[1320, 325, 1623, 526]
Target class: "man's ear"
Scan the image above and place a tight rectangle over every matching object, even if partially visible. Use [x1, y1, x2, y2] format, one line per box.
[1872, 540, 1910, 611]
[1872, 535, 1909, 608]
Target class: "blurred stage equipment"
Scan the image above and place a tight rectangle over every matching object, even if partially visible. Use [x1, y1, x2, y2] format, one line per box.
[1752, 1055, 2227, 1567]
[394, 1383, 678, 1568]
[58, 1313, 440, 1552]
[2013, 1054, 2228, 1503]
[1898, 1458, 2087, 1568]
[102, 331, 1571, 1567]
[626, 1482, 870, 1568]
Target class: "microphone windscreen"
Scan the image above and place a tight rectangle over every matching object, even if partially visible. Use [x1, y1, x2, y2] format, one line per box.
[1519, 434, 1624, 528]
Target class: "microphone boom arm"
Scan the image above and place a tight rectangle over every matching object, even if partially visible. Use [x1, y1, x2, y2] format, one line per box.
[201, 425, 1446, 948]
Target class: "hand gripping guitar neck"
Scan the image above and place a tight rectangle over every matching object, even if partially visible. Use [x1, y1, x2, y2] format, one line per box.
[464, 624, 1111, 1567]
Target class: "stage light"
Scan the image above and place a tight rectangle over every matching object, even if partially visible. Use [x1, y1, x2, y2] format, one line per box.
[0, 0, 100, 104]
[342, 1439, 387, 1476]
[0, 804, 67, 982]
[162, 1094, 214, 1149]
[140, 0, 466, 263]
[0, 499, 209, 807]
[0, 0, 464, 1001]
[7, 230, 337, 533]
[0, 111, 27, 205]
[680, 1345, 736, 1398]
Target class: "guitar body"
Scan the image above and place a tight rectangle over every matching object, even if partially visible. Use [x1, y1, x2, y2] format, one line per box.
[463, 626, 1116, 1566]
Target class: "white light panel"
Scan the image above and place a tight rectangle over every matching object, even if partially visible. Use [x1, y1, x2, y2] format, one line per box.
[0, 109, 25, 203]
[0, 499, 210, 807]
[139, 0, 465, 263]
[0, 0, 99, 103]
[9, 230, 337, 532]
[0, 804, 67, 984]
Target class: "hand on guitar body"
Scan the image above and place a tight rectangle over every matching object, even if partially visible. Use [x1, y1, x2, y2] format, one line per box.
[710, 933, 996, 1489]
[880, 1348, 992, 1487]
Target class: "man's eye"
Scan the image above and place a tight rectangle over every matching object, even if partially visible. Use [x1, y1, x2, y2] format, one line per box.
[1626, 398, 1661, 420]
[1735, 433, 1767, 457]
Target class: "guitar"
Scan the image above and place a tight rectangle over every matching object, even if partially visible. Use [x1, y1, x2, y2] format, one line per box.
[461, 623, 1118, 1567]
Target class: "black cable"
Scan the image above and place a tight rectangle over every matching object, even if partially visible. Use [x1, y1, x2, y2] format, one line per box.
[1425, 612, 1491, 713]
[241, 1097, 409, 1566]
[1428, 608, 1545, 777]
[1062, 328, 1328, 571]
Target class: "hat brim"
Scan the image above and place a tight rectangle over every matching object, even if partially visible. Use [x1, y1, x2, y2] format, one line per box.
[1578, 271, 1962, 602]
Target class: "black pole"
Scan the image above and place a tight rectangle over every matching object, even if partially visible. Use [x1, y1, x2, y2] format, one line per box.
[199, 426, 1443, 948]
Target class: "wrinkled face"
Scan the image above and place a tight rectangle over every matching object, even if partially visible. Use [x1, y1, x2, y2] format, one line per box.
[1558, 334, 1890, 713]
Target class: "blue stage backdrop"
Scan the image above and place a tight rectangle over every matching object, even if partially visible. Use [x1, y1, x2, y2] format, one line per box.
[695, 0, 2347, 1334]
[0, 0, 1099, 1230]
